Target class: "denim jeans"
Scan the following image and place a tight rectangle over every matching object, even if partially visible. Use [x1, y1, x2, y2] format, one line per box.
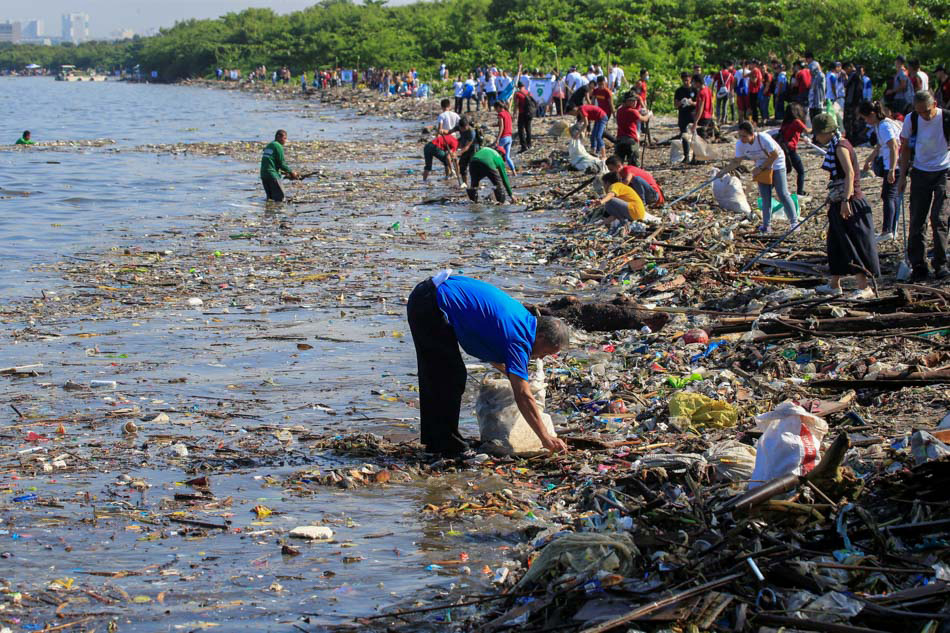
[880, 169, 900, 235]
[591, 116, 607, 153]
[758, 167, 798, 227]
[497, 135, 515, 171]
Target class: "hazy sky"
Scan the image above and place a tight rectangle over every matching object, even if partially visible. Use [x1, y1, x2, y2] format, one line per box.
[0, 0, 395, 38]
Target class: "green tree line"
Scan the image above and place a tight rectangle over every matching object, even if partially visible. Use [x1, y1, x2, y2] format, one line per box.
[1, 0, 946, 102]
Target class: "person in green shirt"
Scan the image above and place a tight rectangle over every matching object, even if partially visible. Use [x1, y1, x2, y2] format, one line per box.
[260, 129, 300, 202]
[15, 130, 34, 145]
[466, 145, 516, 203]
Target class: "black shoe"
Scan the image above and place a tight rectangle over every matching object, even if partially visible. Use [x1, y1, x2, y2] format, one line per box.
[910, 267, 930, 282]
[934, 265, 950, 280]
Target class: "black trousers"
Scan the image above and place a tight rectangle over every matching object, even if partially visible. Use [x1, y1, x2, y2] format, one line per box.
[468, 160, 506, 201]
[406, 279, 468, 455]
[787, 149, 805, 196]
[454, 97, 463, 114]
[262, 177, 285, 202]
[614, 136, 639, 166]
[908, 168, 949, 270]
[517, 113, 532, 151]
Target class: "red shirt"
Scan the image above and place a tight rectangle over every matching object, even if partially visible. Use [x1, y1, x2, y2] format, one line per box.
[941, 79, 950, 105]
[748, 67, 763, 93]
[697, 86, 713, 120]
[432, 134, 458, 152]
[497, 109, 512, 137]
[637, 79, 648, 103]
[795, 69, 811, 94]
[762, 72, 773, 96]
[579, 104, 607, 121]
[780, 119, 807, 150]
[713, 70, 733, 90]
[619, 166, 664, 204]
[590, 87, 614, 115]
[514, 89, 529, 113]
[615, 105, 641, 140]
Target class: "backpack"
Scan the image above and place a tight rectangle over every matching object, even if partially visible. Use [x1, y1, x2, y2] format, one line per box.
[909, 108, 950, 160]
[524, 91, 539, 117]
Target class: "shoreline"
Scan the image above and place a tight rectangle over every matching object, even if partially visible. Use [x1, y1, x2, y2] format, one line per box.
[2, 76, 948, 633]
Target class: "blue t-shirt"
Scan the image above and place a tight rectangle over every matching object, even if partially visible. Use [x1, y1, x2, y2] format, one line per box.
[436, 275, 536, 380]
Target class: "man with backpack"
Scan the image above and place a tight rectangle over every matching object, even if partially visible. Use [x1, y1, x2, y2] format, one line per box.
[513, 81, 536, 153]
[898, 90, 950, 281]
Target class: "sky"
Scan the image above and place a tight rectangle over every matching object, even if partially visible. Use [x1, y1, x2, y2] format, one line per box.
[0, 0, 410, 38]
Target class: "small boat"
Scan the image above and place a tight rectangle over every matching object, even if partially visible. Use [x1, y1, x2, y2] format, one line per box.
[56, 65, 108, 82]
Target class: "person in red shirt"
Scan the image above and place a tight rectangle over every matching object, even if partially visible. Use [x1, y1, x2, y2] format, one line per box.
[692, 75, 715, 140]
[747, 60, 763, 124]
[423, 132, 459, 182]
[590, 76, 614, 119]
[792, 61, 811, 105]
[778, 102, 810, 196]
[614, 94, 642, 165]
[606, 156, 665, 205]
[936, 66, 950, 108]
[713, 63, 733, 123]
[493, 100, 516, 173]
[513, 80, 534, 153]
[568, 103, 609, 159]
[636, 69, 649, 106]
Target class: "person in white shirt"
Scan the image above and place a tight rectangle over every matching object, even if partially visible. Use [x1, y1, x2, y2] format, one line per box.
[898, 90, 950, 280]
[437, 98, 461, 135]
[909, 59, 929, 93]
[609, 62, 625, 91]
[453, 76, 465, 114]
[859, 100, 902, 240]
[726, 120, 799, 232]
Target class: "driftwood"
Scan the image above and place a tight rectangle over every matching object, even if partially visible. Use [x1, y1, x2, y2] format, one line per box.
[533, 295, 670, 332]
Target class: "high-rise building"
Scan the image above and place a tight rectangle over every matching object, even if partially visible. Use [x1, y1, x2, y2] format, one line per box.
[0, 21, 23, 43]
[61, 13, 89, 44]
[22, 19, 44, 39]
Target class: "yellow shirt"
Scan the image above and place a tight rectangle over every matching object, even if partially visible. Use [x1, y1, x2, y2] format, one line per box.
[609, 182, 645, 220]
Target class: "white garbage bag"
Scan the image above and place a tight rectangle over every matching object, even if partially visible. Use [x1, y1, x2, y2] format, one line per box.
[568, 122, 605, 174]
[704, 440, 757, 482]
[669, 141, 684, 164]
[711, 168, 752, 214]
[476, 360, 555, 456]
[690, 129, 716, 162]
[748, 401, 828, 489]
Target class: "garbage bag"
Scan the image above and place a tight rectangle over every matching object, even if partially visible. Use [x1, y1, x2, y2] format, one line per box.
[748, 401, 828, 489]
[476, 360, 555, 456]
[515, 532, 638, 590]
[668, 392, 738, 428]
[690, 129, 716, 161]
[712, 168, 752, 214]
[568, 124, 605, 174]
[547, 120, 571, 137]
[910, 430, 950, 465]
[669, 141, 685, 164]
[704, 440, 756, 482]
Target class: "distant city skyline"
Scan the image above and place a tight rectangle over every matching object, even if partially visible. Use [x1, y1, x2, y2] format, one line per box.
[0, 0, 411, 39]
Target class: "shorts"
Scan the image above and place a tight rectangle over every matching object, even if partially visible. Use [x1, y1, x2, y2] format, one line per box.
[737, 94, 750, 110]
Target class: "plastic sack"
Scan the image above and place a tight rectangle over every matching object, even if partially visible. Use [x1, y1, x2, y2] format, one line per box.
[711, 168, 752, 214]
[910, 430, 950, 465]
[690, 129, 716, 161]
[669, 141, 685, 164]
[756, 193, 800, 215]
[547, 120, 571, 137]
[704, 440, 757, 482]
[569, 136, 605, 174]
[476, 360, 555, 456]
[748, 401, 828, 489]
[668, 392, 738, 428]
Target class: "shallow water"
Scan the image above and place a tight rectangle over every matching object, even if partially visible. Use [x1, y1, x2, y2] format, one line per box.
[0, 78, 565, 631]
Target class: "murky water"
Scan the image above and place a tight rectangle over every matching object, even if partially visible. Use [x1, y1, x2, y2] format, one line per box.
[0, 78, 566, 631]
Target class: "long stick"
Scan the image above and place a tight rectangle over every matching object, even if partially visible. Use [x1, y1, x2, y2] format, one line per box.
[739, 200, 829, 273]
[558, 175, 596, 201]
[578, 572, 743, 633]
[663, 173, 719, 208]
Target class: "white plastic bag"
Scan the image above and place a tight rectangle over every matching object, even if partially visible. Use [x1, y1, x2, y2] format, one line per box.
[669, 141, 684, 164]
[690, 129, 716, 162]
[711, 168, 752, 214]
[748, 401, 828, 489]
[476, 360, 555, 456]
[704, 440, 756, 482]
[568, 122, 605, 174]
